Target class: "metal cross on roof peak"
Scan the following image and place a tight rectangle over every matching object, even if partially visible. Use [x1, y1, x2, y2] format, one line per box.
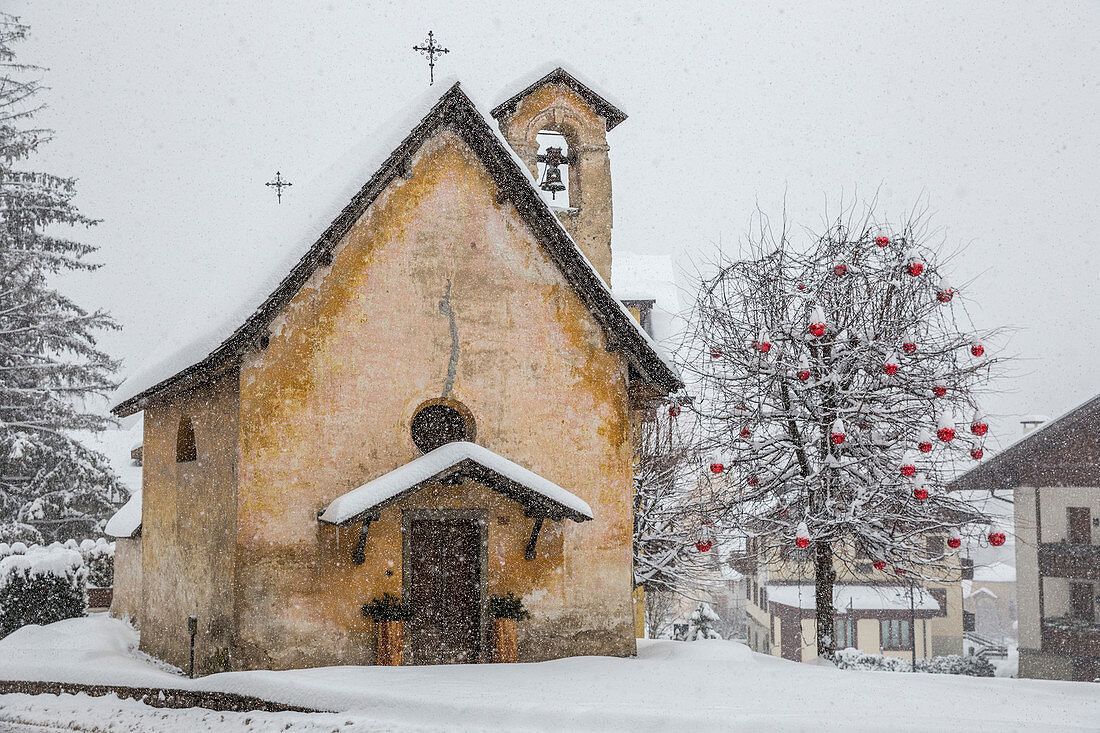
[265, 171, 292, 204]
[413, 30, 449, 85]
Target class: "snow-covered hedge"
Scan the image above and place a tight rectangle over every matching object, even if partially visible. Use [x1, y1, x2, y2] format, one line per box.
[76, 538, 114, 589]
[832, 648, 994, 677]
[0, 544, 87, 637]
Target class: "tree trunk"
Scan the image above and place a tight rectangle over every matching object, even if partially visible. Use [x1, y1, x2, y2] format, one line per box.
[814, 540, 837, 659]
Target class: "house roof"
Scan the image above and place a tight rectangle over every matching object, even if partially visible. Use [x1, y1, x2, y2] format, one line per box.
[104, 490, 142, 539]
[318, 441, 593, 526]
[111, 79, 679, 417]
[766, 584, 941, 613]
[490, 66, 628, 131]
[951, 392, 1100, 494]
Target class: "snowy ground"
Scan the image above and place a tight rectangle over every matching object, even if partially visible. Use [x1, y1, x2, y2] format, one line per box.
[0, 617, 1097, 732]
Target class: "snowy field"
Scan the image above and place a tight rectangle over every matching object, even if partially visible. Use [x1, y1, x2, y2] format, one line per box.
[0, 617, 1096, 732]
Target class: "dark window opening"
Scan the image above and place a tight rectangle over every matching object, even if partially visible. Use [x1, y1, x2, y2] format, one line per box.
[536, 130, 571, 208]
[176, 415, 197, 463]
[1068, 507, 1092, 545]
[1070, 583, 1095, 622]
[411, 403, 473, 454]
[926, 536, 945, 556]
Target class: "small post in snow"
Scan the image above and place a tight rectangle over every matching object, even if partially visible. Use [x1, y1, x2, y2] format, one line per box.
[187, 615, 197, 678]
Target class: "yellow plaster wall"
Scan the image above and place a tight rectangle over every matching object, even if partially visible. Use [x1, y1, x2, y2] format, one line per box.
[109, 536, 142, 625]
[232, 128, 636, 669]
[139, 371, 240, 673]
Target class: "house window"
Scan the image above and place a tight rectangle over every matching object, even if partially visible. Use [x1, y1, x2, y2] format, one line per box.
[745, 581, 751, 600]
[753, 583, 758, 607]
[835, 617, 856, 649]
[1070, 583, 1095, 622]
[961, 557, 974, 580]
[928, 587, 948, 615]
[926, 536, 944, 556]
[1068, 507, 1092, 545]
[176, 415, 197, 463]
[760, 587, 767, 608]
[881, 619, 912, 650]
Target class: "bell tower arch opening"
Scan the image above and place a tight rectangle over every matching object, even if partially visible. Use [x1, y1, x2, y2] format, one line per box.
[535, 130, 573, 208]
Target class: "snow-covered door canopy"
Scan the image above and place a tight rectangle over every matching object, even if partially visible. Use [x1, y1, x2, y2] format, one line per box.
[318, 442, 593, 526]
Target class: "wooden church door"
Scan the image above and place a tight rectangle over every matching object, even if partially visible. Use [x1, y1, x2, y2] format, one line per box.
[404, 513, 484, 664]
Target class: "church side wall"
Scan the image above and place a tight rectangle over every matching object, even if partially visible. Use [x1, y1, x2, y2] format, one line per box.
[139, 371, 239, 673]
[232, 129, 635, 669]
[109, 536, 142, 625]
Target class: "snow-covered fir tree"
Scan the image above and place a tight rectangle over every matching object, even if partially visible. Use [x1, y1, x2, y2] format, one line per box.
[687, 601, 722, 640]
[0, 14, 125, 543]
[684, 204, 1000, 658]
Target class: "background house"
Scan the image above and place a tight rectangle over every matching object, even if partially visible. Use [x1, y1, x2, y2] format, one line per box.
[953, 396, 1100, 682]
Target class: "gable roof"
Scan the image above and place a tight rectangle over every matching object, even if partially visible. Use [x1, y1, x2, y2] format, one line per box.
[491, 66, 628, 131]
[112, 80, 679, 417]
[318, 441, 593, 526]
[951, 393, 1100, 494]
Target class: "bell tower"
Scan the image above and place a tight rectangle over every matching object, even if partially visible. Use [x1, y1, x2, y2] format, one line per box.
[492, 67, 627, 286]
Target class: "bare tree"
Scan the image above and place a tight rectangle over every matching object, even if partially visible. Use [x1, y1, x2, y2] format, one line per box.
[683, 202, 1001, 657]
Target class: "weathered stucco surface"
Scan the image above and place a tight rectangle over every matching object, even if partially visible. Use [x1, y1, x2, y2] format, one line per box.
[139, 372, 239, 673]
[230, 126, 636, 669]
[108, 536, 142, 625]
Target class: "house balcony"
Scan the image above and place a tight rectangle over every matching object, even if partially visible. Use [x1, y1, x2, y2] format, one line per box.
[1042, 617, 1100, 657]
[1038, 543, 1100, 581]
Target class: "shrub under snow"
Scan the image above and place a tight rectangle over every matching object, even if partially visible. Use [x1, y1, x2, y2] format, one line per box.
[832, 648, 994, 677]
[0, 544, 87, 637]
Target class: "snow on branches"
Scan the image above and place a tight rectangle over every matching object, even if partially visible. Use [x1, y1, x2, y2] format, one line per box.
[683, 204, 1002, 655]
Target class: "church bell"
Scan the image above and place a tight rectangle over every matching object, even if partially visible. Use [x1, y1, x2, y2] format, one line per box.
[537, 146, 570, 199]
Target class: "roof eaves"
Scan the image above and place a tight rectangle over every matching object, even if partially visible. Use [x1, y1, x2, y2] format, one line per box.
[490, 67, 628, 131]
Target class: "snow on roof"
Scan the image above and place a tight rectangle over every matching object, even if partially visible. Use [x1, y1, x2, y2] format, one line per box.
[104, 490, 142, 539]
[490, 63, 627, 130]
[112, 74, 678, 413]
[972, 561, 1016, 583]
[318, 442, 592, 525]
[766, 584, 941, 612]
[966, 587, 999, 601]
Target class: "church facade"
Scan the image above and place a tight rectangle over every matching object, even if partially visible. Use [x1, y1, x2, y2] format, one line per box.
[108, 68, 679, 672]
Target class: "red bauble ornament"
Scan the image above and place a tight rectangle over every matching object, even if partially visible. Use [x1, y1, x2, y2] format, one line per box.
[971, 343, 985, 357]
[809, 323, 826, 337]
[875, 236, 890, 247]
[668, 404, 681, 418]
[903, 342, 917, 355]
[797, 369, 811, 381]
[971, 421, 988, 437]
[740, 427, 751, 439]
[913, 487, 929, 501]
[753, 340, 772, 353]
[937, 427, 956, 442]
[833, 264, 848, 277]
[747, 475, 759, 487]
[873, 560, 887, 571]
[988, 532, 1006, 547]
[710, 347, 723, 359]
[831, 432, 846, 445]
[936, 288, 954, 303]
[797, 284, 806, 291]
[884, 362, 899, 376]
[900, 464, 916, 478]
[795, 537, 810, 549]
[947, 537, 962, 549]
[907, 261, 924, 277]
[710, 463, 724, 474]
[971, 448, 984, 460]
[895, 568, 907, 575]
[696, 540, 712, 553]
[919, 441, 933, 453]
[932, 386, 947, 398]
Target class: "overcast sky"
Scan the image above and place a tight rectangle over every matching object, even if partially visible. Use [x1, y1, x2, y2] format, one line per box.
[9, 1, 1100, 451]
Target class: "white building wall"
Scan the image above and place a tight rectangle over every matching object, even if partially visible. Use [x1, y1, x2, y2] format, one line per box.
[1015, 485, 1041, 648]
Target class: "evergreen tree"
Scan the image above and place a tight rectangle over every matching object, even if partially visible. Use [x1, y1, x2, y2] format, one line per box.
[0, 14, 125, 543]
[687, 601, 722, 640]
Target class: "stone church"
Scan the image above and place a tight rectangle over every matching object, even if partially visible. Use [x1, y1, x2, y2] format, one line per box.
[107, 67, 680, 672]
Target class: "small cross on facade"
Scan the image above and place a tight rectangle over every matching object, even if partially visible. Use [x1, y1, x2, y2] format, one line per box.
[265, 171, 292, 204]
[413, 30, 449, 85]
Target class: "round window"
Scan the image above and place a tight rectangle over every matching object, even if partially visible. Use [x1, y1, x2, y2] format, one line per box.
[410, 402, 472, 453]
